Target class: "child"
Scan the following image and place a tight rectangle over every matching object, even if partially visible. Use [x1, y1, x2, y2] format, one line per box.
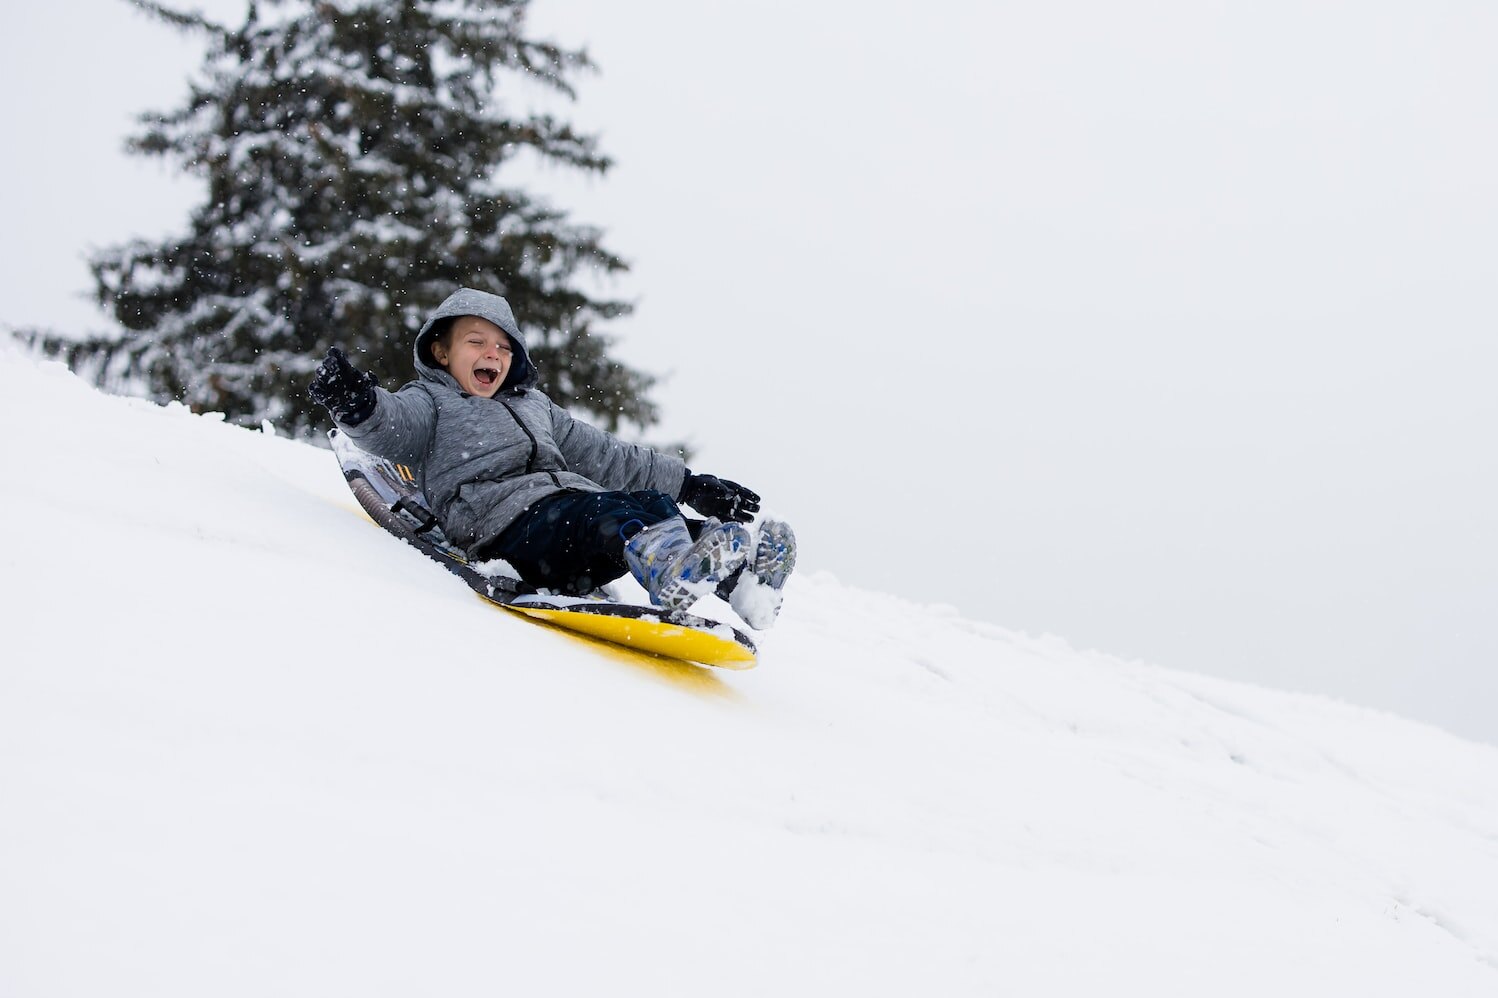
[308, 287, 795, 627]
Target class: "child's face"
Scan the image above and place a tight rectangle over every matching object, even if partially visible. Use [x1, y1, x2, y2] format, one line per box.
[432, 316, 514, 397]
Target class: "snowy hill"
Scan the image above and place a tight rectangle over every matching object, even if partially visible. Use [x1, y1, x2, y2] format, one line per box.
[3, 346, 1497, 997]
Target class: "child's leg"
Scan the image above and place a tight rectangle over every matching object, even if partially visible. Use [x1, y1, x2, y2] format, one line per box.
[620, 516, 751, 613]
[477, 490, 682, 595]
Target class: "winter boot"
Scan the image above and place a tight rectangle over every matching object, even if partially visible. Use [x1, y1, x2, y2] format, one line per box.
[720, 518, 797, 630]
[623, 516, 751, 613]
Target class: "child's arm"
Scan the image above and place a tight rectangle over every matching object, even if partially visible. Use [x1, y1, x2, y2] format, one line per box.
[547, 399, 761, 522]
[548, 399, 687, 497]
[308, 347, 435, 465]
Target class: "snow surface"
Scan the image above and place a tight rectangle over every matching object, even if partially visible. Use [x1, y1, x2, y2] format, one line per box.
[2, 344, 1497, 996]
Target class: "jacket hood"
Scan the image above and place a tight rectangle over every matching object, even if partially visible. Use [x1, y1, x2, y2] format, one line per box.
[414, 288, 537, 391]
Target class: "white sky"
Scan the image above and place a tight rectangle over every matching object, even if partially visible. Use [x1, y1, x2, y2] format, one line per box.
[3, 0, 1495, 743]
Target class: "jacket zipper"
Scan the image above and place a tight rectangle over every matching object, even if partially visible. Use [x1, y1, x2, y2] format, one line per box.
[495, 395, 561, 486]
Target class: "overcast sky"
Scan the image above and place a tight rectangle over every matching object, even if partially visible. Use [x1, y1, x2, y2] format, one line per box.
[4, 1, 1495, 744]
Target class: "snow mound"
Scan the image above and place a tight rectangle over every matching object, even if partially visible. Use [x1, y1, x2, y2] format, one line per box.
[2, 345, 1496, 997]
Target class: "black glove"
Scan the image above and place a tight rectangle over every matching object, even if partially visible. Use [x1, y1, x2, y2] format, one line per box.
[308, 347, 378, 426]
[680, 471, 760, 523]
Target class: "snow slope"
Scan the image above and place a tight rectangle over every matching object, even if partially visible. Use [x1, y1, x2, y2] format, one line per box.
[3, 346, 1497, 997]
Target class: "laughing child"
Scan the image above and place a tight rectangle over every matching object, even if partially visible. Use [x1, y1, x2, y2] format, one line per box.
[308, 287, 794, 627]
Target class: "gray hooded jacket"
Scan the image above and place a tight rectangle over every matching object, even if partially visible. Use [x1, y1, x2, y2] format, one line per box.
[339, 288, 687, 553]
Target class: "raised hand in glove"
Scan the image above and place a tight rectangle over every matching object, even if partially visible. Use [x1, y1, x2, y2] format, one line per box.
[680, 471, 761, 523]
[307, 347, 378, 426]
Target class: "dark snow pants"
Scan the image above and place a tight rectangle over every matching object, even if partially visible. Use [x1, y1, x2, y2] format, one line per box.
[474, 489, 685, 595]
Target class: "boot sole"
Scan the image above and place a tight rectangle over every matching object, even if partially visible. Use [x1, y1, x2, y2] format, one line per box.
[752, 519, 797, 590]
[726, 520, 797, 630]
[656, 525, 751, 613]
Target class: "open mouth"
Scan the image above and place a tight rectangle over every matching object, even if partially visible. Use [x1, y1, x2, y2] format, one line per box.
[473, 367, 500, 389]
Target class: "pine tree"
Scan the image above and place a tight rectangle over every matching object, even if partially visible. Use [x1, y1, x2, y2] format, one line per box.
[32, 0, 658, 436]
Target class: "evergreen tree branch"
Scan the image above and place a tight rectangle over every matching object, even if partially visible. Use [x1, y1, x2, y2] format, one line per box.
[128, 0, 230, 38]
